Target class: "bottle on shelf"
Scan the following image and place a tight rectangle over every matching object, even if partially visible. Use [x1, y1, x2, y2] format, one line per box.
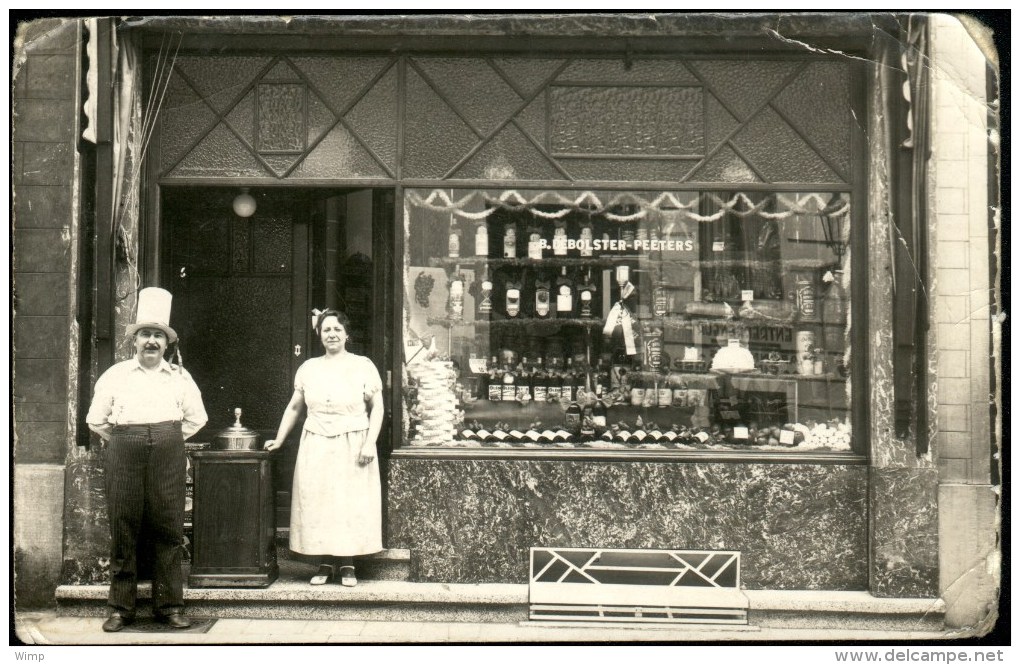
[564, 399, 582, 435]
[532, 359, 548, 403]
[575, 364, 588, 403]
[630, 374, 645, 406]
[503, 222, 517, 259]
[448, 267, 465, 321]
[578, 268, 597, 319]
[592, 387, 608, 433]
[478, 358, 489, 400]
[448, 220, 461, 259]
[476, 265, 493, 317]
[561, 359, 576, 402]
[534, 271, 552, 319]
[516, 358, 532, 402]
[552, 221, 568, 257]
[488, 356, 502, 401]
[653, 279, 669, 318]
[580, 408, 595, 443]
[556, 266, 574, 318]
[504, 274, 522, 319]
[579, 217, 594, 258]
[501, 361, 517, 401]
[474, 220, 489, 257]
[545, 366, 560, 402]
[527, 225, 544, 260]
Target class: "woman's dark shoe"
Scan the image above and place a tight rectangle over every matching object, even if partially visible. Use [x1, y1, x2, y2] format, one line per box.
[101, 613, 133, 632]
[156, 612, 191, 629]
[339, 565, 357, 587]
[310, 564, 335, 585]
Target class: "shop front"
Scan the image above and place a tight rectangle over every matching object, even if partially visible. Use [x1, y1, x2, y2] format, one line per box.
[12, 14, 1000, 633]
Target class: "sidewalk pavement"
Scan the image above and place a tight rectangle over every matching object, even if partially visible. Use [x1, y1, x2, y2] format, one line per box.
[14, 611, 952, 645]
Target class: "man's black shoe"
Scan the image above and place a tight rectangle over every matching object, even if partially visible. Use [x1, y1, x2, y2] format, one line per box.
[101, 613, 133, 632]
[156, 612, 191, 629]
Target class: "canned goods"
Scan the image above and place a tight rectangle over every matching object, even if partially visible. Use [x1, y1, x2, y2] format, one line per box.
[795, 273, 817, 320]
[795, 330, 816, 353]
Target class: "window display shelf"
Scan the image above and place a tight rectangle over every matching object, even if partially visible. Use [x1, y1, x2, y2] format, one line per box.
[426, 315, 604, 330]
[404, 187, 856, 455]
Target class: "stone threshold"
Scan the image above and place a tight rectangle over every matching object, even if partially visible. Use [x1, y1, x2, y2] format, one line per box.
[56, 580, 945, 631]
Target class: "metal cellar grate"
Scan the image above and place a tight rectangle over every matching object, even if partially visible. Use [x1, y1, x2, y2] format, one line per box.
[529, 548, 748, 625]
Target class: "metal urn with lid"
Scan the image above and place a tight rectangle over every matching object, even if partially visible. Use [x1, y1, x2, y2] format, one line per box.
[214, 408, 261, 450]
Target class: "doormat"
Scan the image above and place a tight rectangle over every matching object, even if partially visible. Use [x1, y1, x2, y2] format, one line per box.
[120, 617, 217, 634]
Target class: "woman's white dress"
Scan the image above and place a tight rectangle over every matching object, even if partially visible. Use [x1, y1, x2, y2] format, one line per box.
[289, 353, 383, 556]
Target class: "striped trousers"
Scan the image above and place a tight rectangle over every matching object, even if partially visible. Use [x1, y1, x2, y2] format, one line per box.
[105, 421, 187, 617]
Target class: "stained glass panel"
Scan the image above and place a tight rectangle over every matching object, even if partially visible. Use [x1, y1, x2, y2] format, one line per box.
[413, 58, 524, 134]
[289, 56, 392, 112]
[688, 61, 802, 122]
[344, 64, 399, 172]
[292, 124, 388, 179]
[403, 67, 479, 178]
[170, 123, 269, 178]
[549, 86, 704, 157]
[257, 83, 306, 152]
[160, 70, 217, 172]
[174, 56, 270, 113]
[772, 62, 852, 180]
[453, 124, 565, 181]
[688, 146, 763, 183]
[732, 108, 840, 183]
[491, 57, 566, 95]
[224, 90, 255, 148]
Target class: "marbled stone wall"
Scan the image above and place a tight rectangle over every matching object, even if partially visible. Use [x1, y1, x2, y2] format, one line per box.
[388, 459, 868, 590]
[871, 468, 940, 597]
[862, 45, 940, 599]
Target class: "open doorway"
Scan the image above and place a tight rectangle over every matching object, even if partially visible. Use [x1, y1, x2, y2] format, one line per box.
[160, 186, 395, 533]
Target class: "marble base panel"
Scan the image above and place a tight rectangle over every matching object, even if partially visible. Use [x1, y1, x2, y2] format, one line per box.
[60, 450, 112, 585]
[388, 460, 868, 590]
[870, 468, 939, 598]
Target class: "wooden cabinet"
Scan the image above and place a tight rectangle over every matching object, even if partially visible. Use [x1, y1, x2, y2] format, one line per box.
[188, 451, 278, 588]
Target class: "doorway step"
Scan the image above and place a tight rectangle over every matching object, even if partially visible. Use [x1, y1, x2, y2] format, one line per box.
[54, 551, 944, 631]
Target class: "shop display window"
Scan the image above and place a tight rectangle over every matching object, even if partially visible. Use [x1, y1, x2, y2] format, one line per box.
[402, 188, 853, 453]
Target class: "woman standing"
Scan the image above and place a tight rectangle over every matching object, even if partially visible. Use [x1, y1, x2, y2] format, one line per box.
[264, 309, 384, 586]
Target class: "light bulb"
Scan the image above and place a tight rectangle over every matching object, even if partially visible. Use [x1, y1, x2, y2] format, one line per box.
[232, 188, 257, 217]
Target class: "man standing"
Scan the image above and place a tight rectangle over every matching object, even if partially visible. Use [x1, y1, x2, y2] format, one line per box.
[86, 287, 208, 632]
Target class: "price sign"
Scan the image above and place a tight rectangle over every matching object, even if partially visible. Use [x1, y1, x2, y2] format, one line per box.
[780, 430, 796, 445]
[734, 426, 749, 440]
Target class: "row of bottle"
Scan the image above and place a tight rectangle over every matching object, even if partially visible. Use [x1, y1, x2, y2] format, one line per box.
[448, 211, 658, 261]
[479, 356, 611, 405]
[457, 421, 722, 445]
[448, 265, 603, 321]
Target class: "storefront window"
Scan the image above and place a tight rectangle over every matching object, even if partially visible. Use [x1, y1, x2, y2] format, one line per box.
[402, 189, 852, 453]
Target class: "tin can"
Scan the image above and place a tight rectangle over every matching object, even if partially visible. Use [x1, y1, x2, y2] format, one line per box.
[795, 273, 817, 320]
[643, 326, 664, 370]
[795, 330, 815, 353]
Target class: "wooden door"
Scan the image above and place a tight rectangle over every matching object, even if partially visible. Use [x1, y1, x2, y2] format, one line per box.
[163, 189, 309, 444]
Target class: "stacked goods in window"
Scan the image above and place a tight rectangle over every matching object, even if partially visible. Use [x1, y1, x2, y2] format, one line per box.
[820, 269, 847, 376]
[408, 360, 459, 446]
